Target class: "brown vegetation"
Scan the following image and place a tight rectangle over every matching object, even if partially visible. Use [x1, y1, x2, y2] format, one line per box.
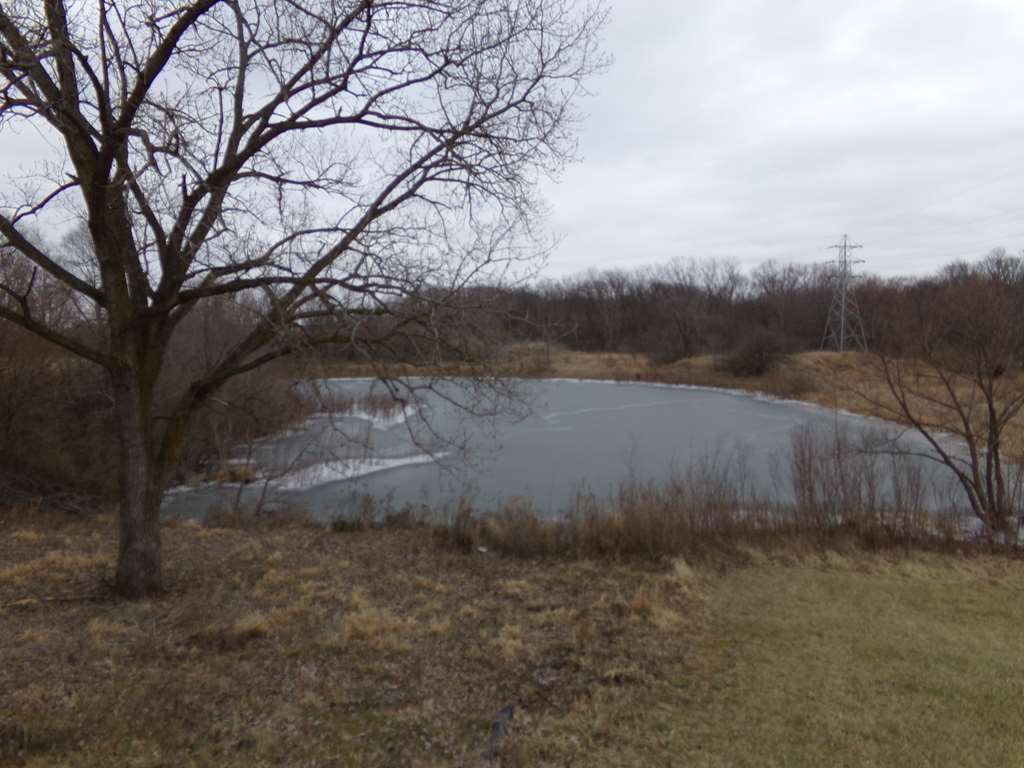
[4, 505, 1024, 766]
[717, 329, 789, 378]
[0, 306, 310, 499]
[0, 506, 698, 766]
[435, 450, 960, 563]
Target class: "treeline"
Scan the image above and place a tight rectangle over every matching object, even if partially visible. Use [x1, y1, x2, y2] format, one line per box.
[490, 248, 1024, 363]
[0, 289, 306, 499]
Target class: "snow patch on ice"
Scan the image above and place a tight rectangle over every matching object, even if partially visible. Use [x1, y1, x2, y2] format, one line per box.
[342, 405, 410, 430]
[274, 453, 442, 490]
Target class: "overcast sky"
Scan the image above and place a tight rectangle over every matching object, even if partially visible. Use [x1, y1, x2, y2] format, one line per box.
[540, 0, 1024, 278]
[2, 0, 1022, 281]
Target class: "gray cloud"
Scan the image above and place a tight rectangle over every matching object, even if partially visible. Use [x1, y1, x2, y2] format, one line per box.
[541, 0, 1024, 277]
[2, 1, 1021, 279]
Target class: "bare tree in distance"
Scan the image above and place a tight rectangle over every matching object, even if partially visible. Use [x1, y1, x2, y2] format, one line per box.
[867, 274, 1024, 538]
[0, 0, 608, 596]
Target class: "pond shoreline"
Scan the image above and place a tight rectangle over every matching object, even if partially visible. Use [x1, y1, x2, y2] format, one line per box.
[162, 377, 960, 529]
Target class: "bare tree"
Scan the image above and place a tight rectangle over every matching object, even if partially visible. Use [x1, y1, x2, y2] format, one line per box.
[871, 275, 1024, 537]
[0, 0, 607, 595]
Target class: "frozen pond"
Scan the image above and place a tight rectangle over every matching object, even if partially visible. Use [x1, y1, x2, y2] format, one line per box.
[163, 378, 956, 522]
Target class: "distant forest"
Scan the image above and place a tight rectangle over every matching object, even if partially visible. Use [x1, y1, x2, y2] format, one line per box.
[490, 248, 1024, 362]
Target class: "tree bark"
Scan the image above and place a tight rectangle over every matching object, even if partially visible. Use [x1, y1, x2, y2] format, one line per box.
[111, 369, 163, 597]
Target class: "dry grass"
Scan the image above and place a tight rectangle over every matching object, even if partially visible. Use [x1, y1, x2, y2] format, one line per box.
[231, 611, 272, 638]
[309, 346, 650, 382]
[0, 510, 699, 767]
[485, 550, 1024, 766]
[0, 549, 109, 587]
[794, 352, 1024, 460]
[3, 505, 1023, 765]
[436, 475, 969, 565]
[211, 463, 261, 484]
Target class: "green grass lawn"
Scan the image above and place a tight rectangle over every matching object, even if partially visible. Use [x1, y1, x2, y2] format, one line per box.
[655, 553, 1024, 768]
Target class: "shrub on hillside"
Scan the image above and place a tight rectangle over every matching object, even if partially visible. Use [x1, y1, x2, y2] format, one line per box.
[719, 330, 788, 377]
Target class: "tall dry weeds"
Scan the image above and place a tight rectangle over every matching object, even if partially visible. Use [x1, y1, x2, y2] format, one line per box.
[435, 423, 989, 560]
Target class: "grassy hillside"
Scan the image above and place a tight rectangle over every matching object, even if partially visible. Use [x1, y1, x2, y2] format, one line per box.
[3, 507, 1023, 766]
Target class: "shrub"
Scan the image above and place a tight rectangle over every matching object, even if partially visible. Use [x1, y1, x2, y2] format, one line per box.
[432, 430, 970, 561]
[763, 366, 813, 398]
[719, 330, 788, 377]
[0, 321, 309, 498]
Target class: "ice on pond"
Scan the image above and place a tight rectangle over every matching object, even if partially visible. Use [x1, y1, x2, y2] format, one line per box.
[162, 378, 962, 523]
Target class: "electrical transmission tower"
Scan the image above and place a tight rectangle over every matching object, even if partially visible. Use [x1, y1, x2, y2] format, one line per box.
[821, 234, 868, 352]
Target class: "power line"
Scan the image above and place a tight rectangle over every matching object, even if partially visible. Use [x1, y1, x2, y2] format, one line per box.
[821, 234, 868, 353]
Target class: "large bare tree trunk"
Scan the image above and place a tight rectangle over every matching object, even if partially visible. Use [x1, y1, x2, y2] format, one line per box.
[111, 369, 163, 597]
[0, 0, 606, 597]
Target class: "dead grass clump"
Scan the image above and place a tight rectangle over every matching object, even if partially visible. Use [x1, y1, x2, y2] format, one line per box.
[409, 574, 448, 593]
[487, 502, 570, 556]
[437, 490, 699, 561]
[499, 578, 534, 597]
[333, 588, 420, 651]
[648, 603, 685, 630]
[532, 348, 650, 380]
[203, 503, 312, 531]
[211, 463, 260, 484]
[433, 476, 973, 568]
[669, 558, 700, 594]
[328, 500, 427, 533]
[0, 550, 108, 585]
[493, 623, 528, 659]
[87, 617, 133, 638]
[87, 618, 138, 654]
[232, 612, 272, 639]
[339, 605, 417, 650]
[425, 618, 452, 636]
[15, 627, 52, 646]
[433, 502, 482, 552]
[261, 605, 309, 630]
[528, 606, 575, 628]
[735, 543, 770, 565]
[436, 486, 706, 561]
